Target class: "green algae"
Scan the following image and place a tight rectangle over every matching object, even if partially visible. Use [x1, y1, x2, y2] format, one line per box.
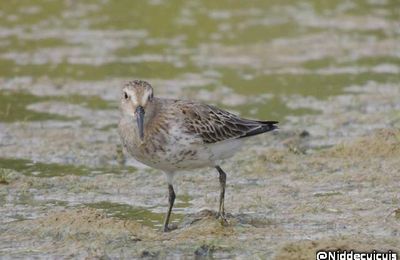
[85, 194, 191, 229]
[0, 0, 399, 258]
[0, 169, 9, 185]
[0, 91, 69, 122]
[86, 200, 185, 229]
[0, 90, 114, 122]
[0, 157, 136, 177]
[58, 94, 115, 110]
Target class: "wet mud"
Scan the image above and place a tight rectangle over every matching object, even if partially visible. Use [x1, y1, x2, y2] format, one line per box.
[1, 85, 399, 258]
[1, 0, 399, 258]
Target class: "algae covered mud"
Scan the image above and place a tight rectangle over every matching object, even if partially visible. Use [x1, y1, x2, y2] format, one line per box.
[1, 0, 400, 258]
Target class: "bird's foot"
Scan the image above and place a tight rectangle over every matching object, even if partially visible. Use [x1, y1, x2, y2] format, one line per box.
[163, 223, 178, 232]
[217, 212, 228, 226]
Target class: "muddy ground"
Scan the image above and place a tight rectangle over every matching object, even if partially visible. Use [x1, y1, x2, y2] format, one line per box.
[1, 0, 400, 258]
[1, 82, 399, 259]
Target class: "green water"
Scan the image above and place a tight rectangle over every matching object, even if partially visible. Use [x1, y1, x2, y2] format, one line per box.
[0, 0, 399, 231]
[0, 90, 114, 122]
[87, 195, 191, 229]
[0, 91, 67, 122]
[1, 0, 398, 118]
[0, 157, 136, 177]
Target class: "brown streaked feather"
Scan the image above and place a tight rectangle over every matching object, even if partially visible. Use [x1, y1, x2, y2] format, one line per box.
[178, 101, 278, 144]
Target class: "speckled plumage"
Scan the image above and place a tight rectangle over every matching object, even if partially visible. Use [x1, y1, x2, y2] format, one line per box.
[118, 80, 278, 231]
[119, 91, 277, 171]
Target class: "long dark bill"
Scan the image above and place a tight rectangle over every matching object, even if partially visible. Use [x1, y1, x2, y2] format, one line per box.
[135, 106, 145, 140]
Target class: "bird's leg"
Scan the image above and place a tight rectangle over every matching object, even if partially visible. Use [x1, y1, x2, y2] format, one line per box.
[215, 166, 227, 224]
[163, 183, 176, 232]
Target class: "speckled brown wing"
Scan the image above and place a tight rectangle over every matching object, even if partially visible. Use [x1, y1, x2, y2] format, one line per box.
[179, 101, 278, 144]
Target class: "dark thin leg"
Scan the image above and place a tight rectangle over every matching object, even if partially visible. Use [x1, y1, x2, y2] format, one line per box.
[163, 184, 176, 232]
[215, 166, 227, 222]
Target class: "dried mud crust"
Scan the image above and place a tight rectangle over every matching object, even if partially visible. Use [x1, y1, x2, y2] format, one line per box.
[1, 208, 239, 258]
[1, 208, 156, 258]
[1, 77, 399, 258]
[1, 108, 400, 258]
[1, 125, 400, 258]
[322, 128, 400, 159]
[1, 128, 400, 258]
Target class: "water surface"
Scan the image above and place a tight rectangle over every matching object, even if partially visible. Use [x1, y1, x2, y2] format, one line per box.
[0, 0, 399, 254]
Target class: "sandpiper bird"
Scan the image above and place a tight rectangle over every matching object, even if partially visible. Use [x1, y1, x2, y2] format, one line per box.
[118, 80, 278, 232]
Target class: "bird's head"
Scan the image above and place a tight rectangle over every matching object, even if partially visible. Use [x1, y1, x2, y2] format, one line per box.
[120, 80, 154, 140]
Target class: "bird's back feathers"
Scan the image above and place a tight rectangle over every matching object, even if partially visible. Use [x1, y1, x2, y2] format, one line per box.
[175, 100, 278, 144]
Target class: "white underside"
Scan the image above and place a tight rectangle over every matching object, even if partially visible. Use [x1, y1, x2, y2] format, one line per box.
[163, 138, 243, 184]
[207, 138, 243, 161]
[137, 138, 244, 175]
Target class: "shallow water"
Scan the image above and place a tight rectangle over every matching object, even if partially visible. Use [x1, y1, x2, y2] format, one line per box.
[0, 0, 399, 258]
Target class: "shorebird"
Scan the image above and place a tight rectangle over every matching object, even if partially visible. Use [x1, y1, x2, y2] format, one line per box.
[118, 80, 278, 232]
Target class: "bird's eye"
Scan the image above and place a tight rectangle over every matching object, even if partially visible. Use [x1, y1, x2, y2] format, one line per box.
[123, 92, 129, 100]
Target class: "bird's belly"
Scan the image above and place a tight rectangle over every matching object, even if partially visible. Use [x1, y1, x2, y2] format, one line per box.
[207, 138, 243, 160]
[133, 143, 213, 171]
